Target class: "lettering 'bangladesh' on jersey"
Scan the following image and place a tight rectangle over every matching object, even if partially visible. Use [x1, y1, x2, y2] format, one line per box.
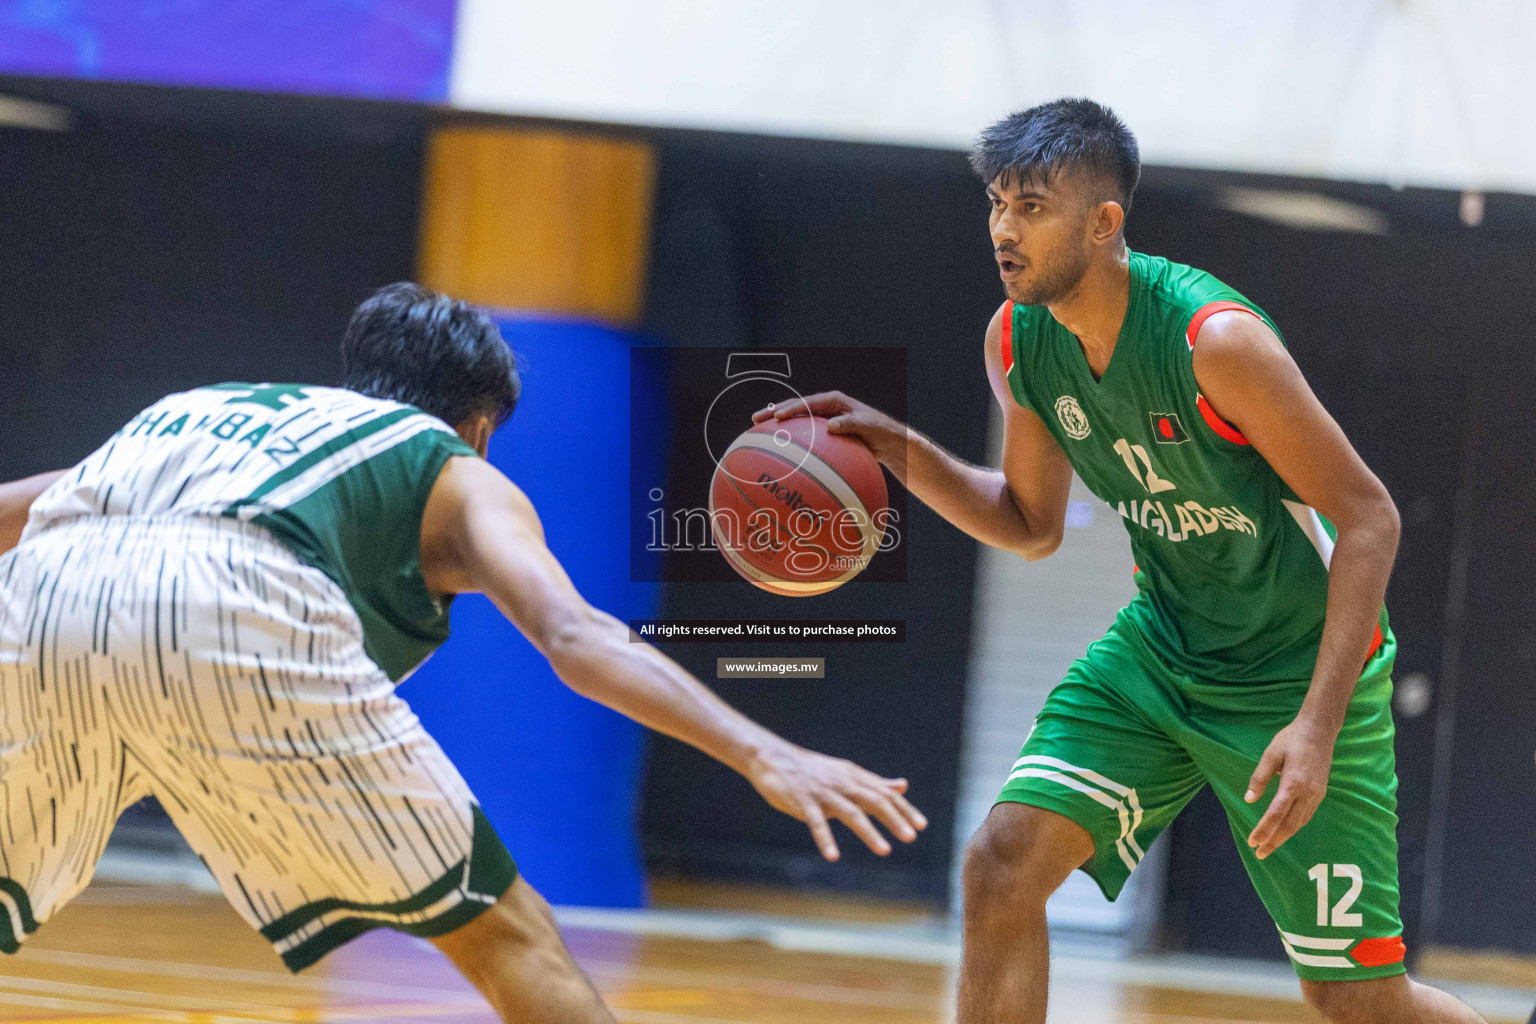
[25, 384, 480, 681]
[1002, 252, 1392, 683]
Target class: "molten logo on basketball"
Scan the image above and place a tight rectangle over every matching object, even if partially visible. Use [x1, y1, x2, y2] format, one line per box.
[710, 416, 890, 596]
[758, 473, 831, 523]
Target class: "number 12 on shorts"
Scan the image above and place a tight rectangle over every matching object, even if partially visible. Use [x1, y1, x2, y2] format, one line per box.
[1309, 863, 1363, 928]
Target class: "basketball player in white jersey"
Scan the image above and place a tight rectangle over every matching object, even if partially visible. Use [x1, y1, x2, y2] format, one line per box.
[0, 283, 926, 1023]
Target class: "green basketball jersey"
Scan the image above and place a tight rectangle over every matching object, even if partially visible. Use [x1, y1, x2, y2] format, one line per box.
[1002, 251, 1390, 683]
[25, 384, 480, 681]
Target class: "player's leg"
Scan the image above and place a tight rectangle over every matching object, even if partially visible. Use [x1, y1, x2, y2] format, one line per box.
[0, 531, 151, 955]
[958, 802, 1092, 1024]
[957, 622, 1205, 1024]
[430, 874, 615, 1024]
[1300, 975, 1484, 1024]
[1186, 670, 1484, 1024]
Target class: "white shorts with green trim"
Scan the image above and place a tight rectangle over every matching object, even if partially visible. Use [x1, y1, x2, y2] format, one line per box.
[0, 515, 516, 971]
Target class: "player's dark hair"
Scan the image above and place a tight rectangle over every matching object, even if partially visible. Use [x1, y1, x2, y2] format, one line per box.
[340, 282, 521, 428]
[970, 98, 1140, 215]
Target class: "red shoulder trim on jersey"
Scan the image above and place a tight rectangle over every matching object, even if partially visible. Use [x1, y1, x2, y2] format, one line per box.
[1000, 301, 1015, 374]
[1351, 935, 1406, 968]
[1185, 299, 1260, 350]
[1196, 394, 1250, 445]
[1187, 301, 1262, 445]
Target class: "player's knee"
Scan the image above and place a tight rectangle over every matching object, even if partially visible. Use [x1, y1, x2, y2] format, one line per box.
[476, 895, 557, 953]
[1300, 976, 1409, 1024]
[962, 805, 1082, 911]
[435, 879, 565, 982]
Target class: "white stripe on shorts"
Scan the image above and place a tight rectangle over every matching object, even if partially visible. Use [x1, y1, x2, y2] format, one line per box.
[1008, 755, 1146, 873]
[1279, 929, 1357, 969]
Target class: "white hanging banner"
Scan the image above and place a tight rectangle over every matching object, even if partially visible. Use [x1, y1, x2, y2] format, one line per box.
[450, 0, 1536, 193]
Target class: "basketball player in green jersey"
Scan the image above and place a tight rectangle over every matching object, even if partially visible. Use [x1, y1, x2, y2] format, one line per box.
[758, 99, 1482, 1023]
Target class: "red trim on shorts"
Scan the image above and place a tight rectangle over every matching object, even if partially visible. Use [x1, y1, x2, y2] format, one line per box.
[1366, 622, 1384, 661]
[1351, 935, 1406, 968]
[1000, 301, 1015, 374]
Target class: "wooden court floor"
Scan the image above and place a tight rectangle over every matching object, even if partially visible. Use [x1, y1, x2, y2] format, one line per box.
[0, 881, 1484, 1024]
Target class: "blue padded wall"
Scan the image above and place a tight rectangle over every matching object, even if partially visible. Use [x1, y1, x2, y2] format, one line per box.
[401, 316, 660, 907]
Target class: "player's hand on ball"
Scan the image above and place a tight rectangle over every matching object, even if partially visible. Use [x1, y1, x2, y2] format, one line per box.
[751, 391, 905, 472]
[1244, 717, 1335, 860]
[745, 739, 927, 861]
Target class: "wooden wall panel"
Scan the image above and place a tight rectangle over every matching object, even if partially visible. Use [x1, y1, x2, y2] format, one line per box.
[419, 126, 656, 325]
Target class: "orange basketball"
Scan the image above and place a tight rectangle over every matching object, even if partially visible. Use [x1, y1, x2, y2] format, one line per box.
[708, 416, 888, 596]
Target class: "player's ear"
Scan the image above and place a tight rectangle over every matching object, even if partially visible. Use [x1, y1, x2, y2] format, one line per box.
[1091, 199, 1125, 245]
[455, 414, 494, 458]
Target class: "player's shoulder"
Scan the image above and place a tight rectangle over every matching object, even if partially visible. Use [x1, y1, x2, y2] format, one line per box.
[1136, 251, 1236, 313]
[984, 300, 1066, 390]
[1132, 251, 1275, 340]
[202, 383, 457, 425]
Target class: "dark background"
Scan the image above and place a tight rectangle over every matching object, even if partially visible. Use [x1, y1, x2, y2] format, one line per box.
[2, 75, 1531, 955]
[0, 80, 427, 479]
[638, 136, 997, 899]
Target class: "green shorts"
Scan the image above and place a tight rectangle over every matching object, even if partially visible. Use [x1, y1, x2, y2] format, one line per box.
[997, 614, 1406, 981]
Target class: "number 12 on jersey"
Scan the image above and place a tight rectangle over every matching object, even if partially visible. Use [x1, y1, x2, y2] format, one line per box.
[1112, 438, 1178, 494]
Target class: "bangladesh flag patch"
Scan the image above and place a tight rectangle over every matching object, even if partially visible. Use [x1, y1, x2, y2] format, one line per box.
[1149, 412, 1189, 444]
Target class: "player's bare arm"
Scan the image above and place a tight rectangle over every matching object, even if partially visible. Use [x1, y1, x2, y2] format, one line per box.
[418, 454, 927, 862]
[751, 304, 1073, 560]
[0, 470, 65, 555]
[1193, 310, 1401, 860]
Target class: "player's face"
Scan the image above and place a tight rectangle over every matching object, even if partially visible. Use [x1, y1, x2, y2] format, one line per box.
[987, 172, 1094, 306]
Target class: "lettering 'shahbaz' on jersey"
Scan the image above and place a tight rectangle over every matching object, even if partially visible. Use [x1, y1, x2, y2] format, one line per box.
[27, 384, 479, 680]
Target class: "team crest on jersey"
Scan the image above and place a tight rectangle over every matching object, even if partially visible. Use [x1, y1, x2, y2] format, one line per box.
[1149, 412, 1189, 444]
[1054, 395, 1091, 440]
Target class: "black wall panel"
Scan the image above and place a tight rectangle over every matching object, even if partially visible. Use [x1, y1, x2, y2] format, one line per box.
[639, 136, 997, 901]
[0, 84, 425, 481]
[1421, 248, 1536, 951]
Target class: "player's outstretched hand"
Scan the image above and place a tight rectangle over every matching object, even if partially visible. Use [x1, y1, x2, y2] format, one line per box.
[1244, 716, 1335, 860]
[744, 739, 927, 861]
[750, 391, 906, 471]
